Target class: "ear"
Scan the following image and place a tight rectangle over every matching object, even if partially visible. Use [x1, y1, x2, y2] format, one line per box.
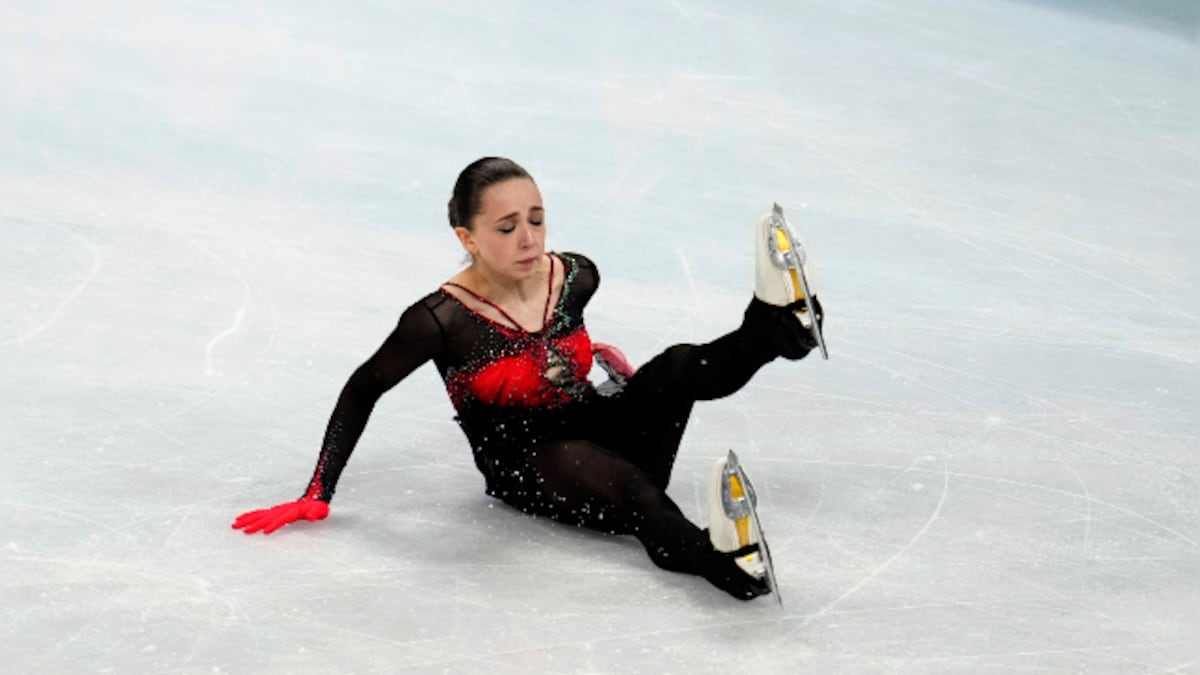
[453, 226, 476, 257]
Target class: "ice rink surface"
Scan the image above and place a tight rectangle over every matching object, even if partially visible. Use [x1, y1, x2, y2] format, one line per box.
[3, 1, 1197, 672]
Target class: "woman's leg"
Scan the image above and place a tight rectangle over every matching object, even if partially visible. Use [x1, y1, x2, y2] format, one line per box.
[597, 298, 815, 488]
[496, 439, 768, 600]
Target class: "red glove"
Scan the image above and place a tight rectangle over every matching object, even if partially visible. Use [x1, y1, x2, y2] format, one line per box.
[592, 342, 635, 380]
[232, 498, 329, 534]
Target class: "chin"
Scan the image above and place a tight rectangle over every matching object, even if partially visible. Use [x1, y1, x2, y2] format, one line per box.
[515, 256, 543, 272]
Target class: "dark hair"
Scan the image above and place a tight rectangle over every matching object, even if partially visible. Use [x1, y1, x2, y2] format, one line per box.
[447, 157, 533, 230]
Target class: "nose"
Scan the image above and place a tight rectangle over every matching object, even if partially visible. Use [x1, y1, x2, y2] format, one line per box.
[517, 222, 536, 247]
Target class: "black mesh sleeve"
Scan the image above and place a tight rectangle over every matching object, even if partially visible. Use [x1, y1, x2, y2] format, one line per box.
[563, 251, 599, 310]
[303, 298, 445, 502]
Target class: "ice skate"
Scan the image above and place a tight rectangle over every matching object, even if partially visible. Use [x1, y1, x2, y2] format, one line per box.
[755, 203, 828, 359]
[707, 449, 781, 605]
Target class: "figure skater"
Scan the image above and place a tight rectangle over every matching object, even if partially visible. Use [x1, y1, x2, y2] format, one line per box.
[233, 157, 823, 600]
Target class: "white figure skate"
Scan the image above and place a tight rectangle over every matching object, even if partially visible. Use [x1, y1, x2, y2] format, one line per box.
[755, 203, 828, 359]
[707, 449, 781, 606]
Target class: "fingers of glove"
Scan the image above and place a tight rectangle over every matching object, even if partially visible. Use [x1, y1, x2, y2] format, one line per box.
[233, 508, 273, 532]
[241, 510, 282, 534]
[233, 500, 327, 534]
[233, 502, 299, 534]
[260, 502, 304, 534]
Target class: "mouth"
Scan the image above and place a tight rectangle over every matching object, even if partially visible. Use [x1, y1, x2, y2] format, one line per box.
[517, 256, 539, 267]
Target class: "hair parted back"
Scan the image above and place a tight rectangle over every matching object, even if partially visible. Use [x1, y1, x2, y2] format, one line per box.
[448, 157, 533, 230]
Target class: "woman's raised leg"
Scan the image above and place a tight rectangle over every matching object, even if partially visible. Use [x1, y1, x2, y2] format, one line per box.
[595, 298, 815, 488]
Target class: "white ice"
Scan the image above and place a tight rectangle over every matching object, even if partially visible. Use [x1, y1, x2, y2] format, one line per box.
[2, 1, 1197, 673]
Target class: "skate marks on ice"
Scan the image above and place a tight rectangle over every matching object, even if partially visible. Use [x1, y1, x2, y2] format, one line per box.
[745, 454, 950, 659]
[795, 129, 1198, 330]
[830, 336, 1195, 556]
[780, 14, 1198, 332]
[11, 543, 263, 671]
[98, 171, 279, 381]
[3, 171, 288, 388]
[728, 277, 1194, 666]
[3, 217, 103, 349]
[193, 233, 254, 378]
[738, 447, 1193, 670]
[839, 336, 1195, 493]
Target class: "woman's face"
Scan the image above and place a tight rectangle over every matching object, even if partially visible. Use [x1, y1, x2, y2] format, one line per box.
[457, 178, 546, 282]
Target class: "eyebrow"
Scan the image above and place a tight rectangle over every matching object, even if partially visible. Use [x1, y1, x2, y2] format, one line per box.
[493, 206, 544, 225]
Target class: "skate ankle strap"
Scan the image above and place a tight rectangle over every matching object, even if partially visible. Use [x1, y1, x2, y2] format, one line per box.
[785, 295, 823, 321]
[784, 298, 809, 313]
[725, 543, 761, 558]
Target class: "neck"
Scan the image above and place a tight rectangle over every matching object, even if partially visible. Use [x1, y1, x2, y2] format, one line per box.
[467, 254, 544, 302]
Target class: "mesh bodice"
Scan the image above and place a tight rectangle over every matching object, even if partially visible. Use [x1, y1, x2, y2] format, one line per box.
[304, 252, 600, 501]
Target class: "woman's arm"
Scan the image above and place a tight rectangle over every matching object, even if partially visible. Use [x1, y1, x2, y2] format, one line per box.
[303, 301, 443, 500]
[233, 299, 444, 533]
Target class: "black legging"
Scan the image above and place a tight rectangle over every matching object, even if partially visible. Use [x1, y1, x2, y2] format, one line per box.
[497, 319, 779, 599]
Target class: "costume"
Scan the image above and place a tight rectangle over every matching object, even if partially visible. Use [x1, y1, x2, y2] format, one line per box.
[299, 251, 805, 598]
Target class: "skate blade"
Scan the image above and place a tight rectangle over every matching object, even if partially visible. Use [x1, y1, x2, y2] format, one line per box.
[768, 203, 828, 360]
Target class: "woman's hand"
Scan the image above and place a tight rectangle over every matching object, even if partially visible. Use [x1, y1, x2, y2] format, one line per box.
[232, 498, 330, 534]
[593, 342, 635, 380]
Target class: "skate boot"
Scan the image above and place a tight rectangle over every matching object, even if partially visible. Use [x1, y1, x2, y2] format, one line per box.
[706, 450, 781, 605]
[754, 203, 827, 359]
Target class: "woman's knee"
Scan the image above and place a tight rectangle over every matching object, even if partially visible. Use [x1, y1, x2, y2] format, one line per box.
[657, 343, 699, 380]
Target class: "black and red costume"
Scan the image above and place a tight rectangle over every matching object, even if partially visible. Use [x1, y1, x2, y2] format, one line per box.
[303, 251, 812, 598]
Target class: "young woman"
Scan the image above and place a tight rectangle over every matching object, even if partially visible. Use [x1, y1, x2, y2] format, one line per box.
[233, 157, 822, 600]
